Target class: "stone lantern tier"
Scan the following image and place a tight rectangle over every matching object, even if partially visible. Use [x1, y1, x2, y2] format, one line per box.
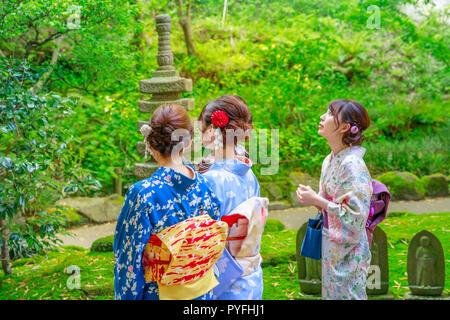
[134, 14, 195, 179]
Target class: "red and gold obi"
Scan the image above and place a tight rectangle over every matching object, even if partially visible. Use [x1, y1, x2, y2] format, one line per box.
[142, 214, 228, 300]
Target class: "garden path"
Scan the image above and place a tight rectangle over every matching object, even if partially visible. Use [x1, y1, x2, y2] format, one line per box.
[57, 196, 450, 249]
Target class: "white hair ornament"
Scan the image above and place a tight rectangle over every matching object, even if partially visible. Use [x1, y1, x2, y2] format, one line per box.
[140, 124, 153, 159]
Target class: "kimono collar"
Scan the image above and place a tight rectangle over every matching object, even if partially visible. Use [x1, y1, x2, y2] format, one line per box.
[154, 164, 198, 192]
[331, 145, 366, 161]
[210, 157, 252, 176]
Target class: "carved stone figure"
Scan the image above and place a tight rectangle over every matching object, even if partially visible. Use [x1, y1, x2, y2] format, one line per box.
[406, 230, 446, 298]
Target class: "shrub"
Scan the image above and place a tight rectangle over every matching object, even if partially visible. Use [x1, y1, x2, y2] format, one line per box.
[420, 174, 449, 197]
[376, 171, 425, 201]
[264, 218, 286, 233]
[90, 235, 114, 252]
[0, 58, 100, 268]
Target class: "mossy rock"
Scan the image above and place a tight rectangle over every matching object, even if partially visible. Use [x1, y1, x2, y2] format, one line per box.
[376, 171, 425, 201]
[47, 206, 89, 228]
[260, 182, 285, 201]
[420, 173, 449, 197]
[90, 235, 114, 252]
[264, 218, 286, 233]
[288, 170, 319, 206]
[288, 171, 319, 191]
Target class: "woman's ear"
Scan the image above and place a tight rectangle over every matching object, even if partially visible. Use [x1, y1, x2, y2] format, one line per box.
[339, 122, 351, 134]
[148, 144, 159, 161]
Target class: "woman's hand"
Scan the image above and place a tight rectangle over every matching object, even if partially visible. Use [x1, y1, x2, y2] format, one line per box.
[296, 184, 319, 206]
[296, 184, 330, 210]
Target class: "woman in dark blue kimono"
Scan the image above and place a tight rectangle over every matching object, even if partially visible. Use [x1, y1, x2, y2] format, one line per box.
[113, 103, 224, 300]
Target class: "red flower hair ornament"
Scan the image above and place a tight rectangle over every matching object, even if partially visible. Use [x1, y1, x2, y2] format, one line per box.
[211, 110, 229, 128]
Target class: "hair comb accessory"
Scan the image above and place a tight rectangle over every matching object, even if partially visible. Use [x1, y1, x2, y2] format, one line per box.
[140, 124, 153, 159]
[140, 124, 152, 137]
[350, 125, 359, 134]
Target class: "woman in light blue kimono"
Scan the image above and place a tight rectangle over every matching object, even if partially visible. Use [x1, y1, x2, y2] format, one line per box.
[296, 99, 372, 300]
[196, 95, 265, 300]
[113, 103, 224, 300]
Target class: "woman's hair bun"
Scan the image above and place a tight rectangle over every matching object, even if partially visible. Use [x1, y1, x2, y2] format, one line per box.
[146, 103, 193, 157]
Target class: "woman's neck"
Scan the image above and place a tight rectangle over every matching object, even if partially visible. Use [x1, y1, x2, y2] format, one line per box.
[158, 155, 193, 178]
[328, 139, 350, 158]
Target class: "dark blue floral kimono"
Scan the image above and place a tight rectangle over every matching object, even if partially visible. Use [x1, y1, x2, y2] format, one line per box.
[113, 165, 221, 300]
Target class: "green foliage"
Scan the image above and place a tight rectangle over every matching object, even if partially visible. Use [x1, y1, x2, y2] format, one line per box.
[7, 210, 67, 260]
[47, 206, 89, 228]
[90, 235, 114, 252]
[0, 0, 449, 193]
[0, 0, 143, 93]
[0, 58, 100, 260]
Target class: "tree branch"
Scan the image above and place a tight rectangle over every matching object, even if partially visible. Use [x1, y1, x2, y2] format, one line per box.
[31, 36, 64, 94]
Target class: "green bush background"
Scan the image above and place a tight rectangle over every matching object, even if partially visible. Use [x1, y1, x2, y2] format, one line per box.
[2, 0, 447, 196]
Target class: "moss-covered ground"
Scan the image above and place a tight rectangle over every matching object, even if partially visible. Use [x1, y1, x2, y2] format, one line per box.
[1, 212, 448, 300]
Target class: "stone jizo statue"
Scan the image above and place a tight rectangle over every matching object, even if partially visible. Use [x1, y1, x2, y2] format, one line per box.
[416, 236, 436, 287]
[407, 230, 445, 297]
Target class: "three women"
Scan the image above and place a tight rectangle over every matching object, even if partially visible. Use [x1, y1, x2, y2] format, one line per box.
[114, 96, 373, 300]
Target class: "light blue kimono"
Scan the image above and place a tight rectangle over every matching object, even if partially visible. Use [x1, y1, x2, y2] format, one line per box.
[202, 157, 263, 300]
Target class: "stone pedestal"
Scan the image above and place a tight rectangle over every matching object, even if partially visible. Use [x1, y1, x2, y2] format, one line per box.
[134, 14, 195, 179]
[367, 227, 390, 297]
[296, 222, 322, 297]
[368, 291, 395, 300]
[404, 292, 449, 300]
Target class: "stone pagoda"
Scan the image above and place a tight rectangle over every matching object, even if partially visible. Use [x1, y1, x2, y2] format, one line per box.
[135, 14, 195, 179]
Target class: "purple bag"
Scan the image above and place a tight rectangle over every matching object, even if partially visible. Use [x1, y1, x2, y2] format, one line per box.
[366, 179, 391, 247]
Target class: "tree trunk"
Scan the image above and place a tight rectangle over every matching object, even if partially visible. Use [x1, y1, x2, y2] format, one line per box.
[31, 36, 63, 94]
[175, 0, 198, 57]
[0, 218, 12, 275]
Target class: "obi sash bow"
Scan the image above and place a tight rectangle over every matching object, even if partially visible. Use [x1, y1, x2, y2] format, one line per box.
[220, 196, 269, 275]
[142, 214, 228, 300]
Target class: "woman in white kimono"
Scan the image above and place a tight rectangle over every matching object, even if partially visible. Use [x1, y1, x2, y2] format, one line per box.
[296, 99, 373, 300]
[195, 95, 267, 300]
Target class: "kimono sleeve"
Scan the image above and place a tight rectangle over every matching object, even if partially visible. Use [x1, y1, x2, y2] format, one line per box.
[325, 158, 372, 245]
[113, 187, 152, 300]
[318, 155, 331, 199]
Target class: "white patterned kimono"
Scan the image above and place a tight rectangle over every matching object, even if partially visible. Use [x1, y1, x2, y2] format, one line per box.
[319, 146, 373, 300]
[202, 157, 263, 300]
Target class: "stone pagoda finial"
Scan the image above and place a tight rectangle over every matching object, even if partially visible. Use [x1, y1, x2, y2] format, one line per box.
[155, 14, 175, 74]
[134, 14, 195, 179]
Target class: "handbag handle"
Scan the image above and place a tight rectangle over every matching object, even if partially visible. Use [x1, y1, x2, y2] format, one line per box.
[316, 209, 323, 219]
